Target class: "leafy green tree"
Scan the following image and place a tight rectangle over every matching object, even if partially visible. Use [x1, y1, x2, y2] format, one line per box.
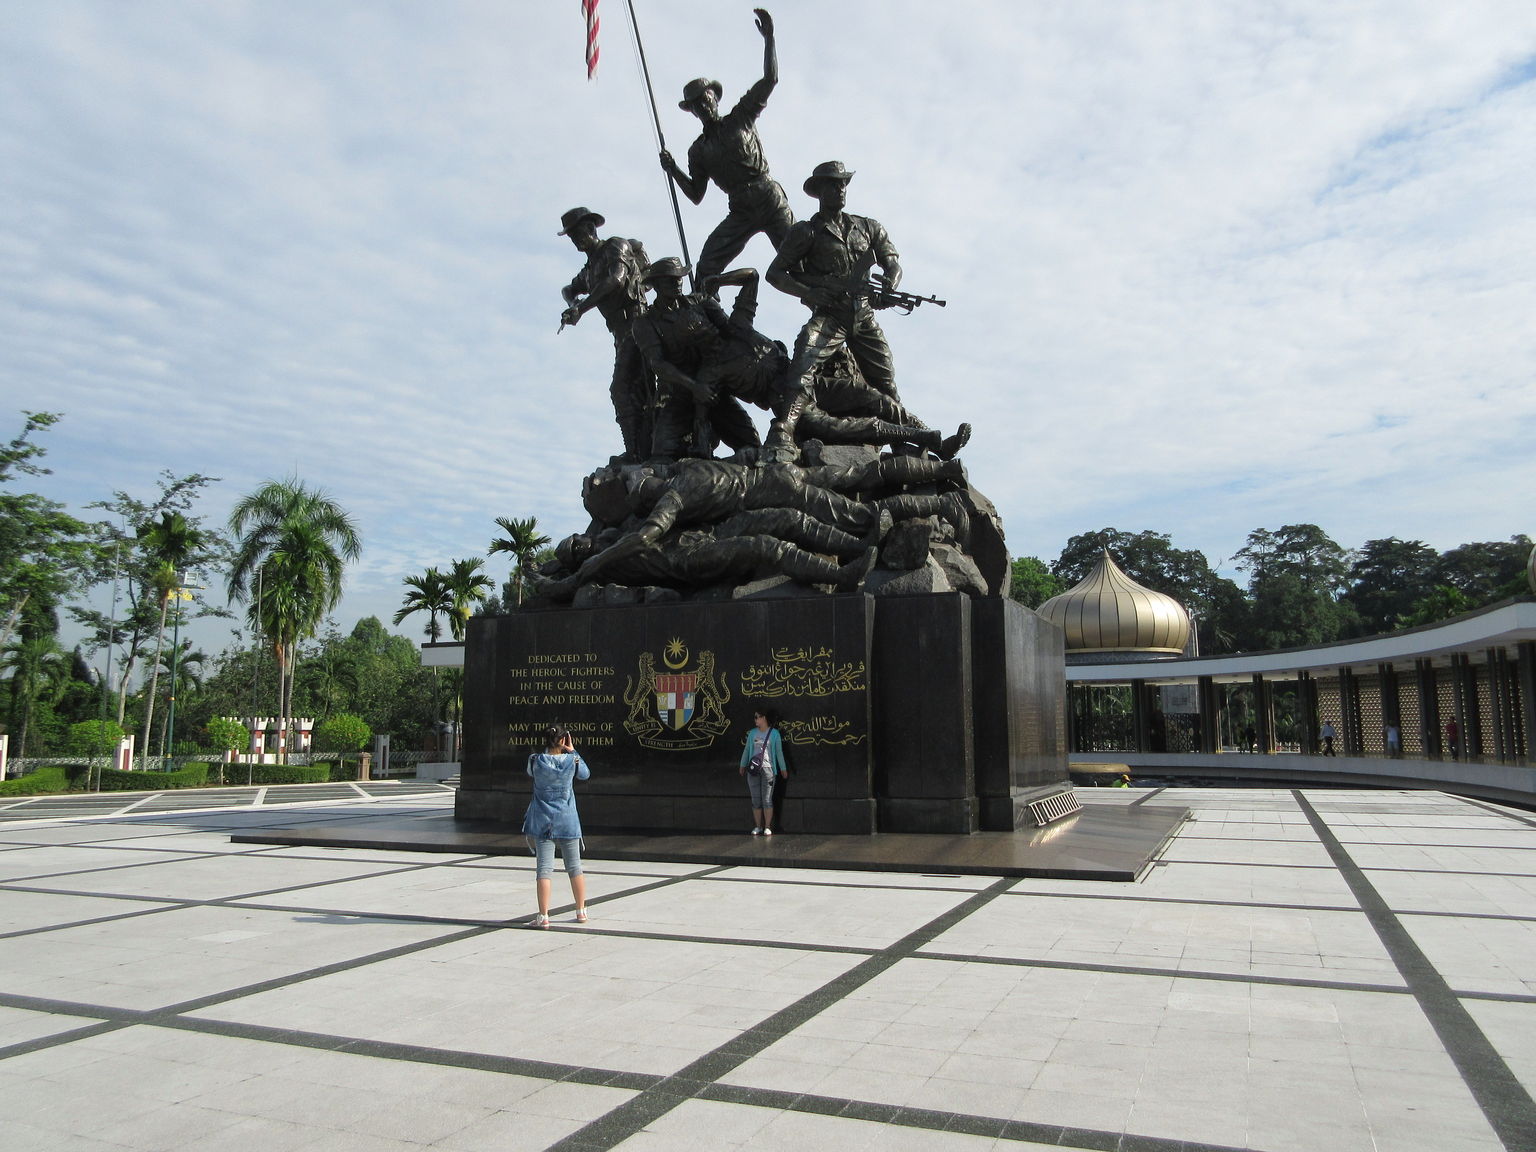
[1234, 524, 1357, 649]
[204, 716, 249, 757]
[1343, 538, 1438, 635]
[443, 558, 494, 640]
[1400, 585, 1475, 628]
[490, 517, 551, 607]
[313, 712, 371, 754]
[71, 472, 229, 725]
[1009, 557, 1066, 608]
[227, 478, 362, 760]
[67, 718, 126, 758]
[0, 413, 97, 656]
[394, 569, 452, 642]
[1431, 536, 1534, 605]
[2, 631, 65, 758]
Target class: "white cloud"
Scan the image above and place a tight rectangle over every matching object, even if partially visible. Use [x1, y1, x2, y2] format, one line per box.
[2, 1, 1533, 658]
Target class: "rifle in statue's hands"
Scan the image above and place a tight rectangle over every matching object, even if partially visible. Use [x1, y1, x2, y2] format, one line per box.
[864, 282, 947, 314]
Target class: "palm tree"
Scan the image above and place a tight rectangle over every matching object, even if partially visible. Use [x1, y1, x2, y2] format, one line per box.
[394, 568, 452, 642]
[227, 479, 361, 761]
[2, 631, 65, 759]
[443, 558, 494, 641]
[489, 517, 550, 607]
[136, 512, 205, 768]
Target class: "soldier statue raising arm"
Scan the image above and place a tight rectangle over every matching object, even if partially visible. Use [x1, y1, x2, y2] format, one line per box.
[660, 8, 793, 286]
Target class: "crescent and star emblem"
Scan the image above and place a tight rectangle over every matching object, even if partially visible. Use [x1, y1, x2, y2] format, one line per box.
[662, 637, 689, 670]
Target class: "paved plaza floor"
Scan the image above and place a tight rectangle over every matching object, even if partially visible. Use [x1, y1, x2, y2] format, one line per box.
[1, 783, 1533, 1151]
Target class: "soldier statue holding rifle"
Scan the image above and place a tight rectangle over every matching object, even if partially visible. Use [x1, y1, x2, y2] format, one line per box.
[767, 161, 938, 448]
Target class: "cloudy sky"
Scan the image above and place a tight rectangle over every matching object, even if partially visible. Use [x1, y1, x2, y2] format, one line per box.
[4, 1, 1534, 658]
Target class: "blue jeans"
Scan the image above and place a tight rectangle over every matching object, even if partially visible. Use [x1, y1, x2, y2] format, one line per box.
[528, 836, 583, 880]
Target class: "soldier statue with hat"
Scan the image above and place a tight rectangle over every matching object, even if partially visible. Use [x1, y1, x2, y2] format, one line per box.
[558, 207, 654, 461]
[631, 256, 763, 460]
[767, 161, 905, 448]
[659, 8, 793, 287]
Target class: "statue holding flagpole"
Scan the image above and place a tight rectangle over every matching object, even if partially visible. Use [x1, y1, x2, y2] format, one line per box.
[659, 8, 793, 288]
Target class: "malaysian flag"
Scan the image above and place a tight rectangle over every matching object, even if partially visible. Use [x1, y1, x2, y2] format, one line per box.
[582, 0, 600, 79]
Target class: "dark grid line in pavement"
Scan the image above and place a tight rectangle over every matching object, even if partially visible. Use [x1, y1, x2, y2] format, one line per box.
[0, 862, 734, 1046]
[0, 999, 1253, 1152]
[694, 1083, 1253, 1152]
[1145, 859, 1336, 870]
[1294, 791, 1536, 1152]
[1358, 866, 1536, 879]
[7, 838, 1535, 1152]
[684, 872, 990, 896]
[913, 949, 1410, 996]
[1453, 794, 1536, 829]
[545, 877, 1017, 1152]
[1003, 889, 1364, 914]
[0, 849, 423, 890]
[0, 856, 728, 945]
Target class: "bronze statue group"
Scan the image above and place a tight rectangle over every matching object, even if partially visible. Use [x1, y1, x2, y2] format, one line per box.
[538, 9, 998, 608]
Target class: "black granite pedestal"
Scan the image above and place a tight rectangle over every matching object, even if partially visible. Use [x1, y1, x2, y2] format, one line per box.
[457, 593, 1070, 835]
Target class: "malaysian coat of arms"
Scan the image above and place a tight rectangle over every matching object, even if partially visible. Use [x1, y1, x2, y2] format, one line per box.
[623, 638, 731, 750]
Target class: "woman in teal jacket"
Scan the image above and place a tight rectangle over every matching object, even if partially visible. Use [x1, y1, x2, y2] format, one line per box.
[739, 707, 787, 834]
[522, 725, 590, 927]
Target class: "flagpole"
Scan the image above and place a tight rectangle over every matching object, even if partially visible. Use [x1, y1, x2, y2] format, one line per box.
[623, 0, 695, 291]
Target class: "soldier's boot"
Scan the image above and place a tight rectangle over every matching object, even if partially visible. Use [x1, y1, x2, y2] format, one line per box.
[938, 423, 972, 461]
[780, 545, 877, 592]
[833, 547, 880, 591]
[767, 391, 811, 449]
[870, 421, 943, 455]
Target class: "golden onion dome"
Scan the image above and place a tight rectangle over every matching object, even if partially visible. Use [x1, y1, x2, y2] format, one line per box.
[1037, 550, 1191, 654]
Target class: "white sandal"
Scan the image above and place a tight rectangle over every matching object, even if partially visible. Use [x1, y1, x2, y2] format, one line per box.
[526, 913, 549, 929]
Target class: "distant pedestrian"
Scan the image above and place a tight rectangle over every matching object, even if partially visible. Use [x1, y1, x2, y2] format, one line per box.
[1446, 717, 1460, 761]
[1243, 724, 1257, 753]
[522, 725, 590, 928]
[1112, 773, 1132, 788]
[1385, 724, 1401, 758]
[740, 707, 786, 834]
[1320, 721, 1337, 757]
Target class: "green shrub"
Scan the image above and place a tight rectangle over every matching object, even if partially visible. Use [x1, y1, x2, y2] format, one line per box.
[94, 762, 211, 791]
[0, 764, 71, 796]
[313, 713, 371, 754]
[244, 764, 331, 785]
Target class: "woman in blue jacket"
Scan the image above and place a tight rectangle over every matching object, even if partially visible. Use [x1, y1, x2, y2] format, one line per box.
[523, 725, 590, 927]
[739, 707, 787, 835]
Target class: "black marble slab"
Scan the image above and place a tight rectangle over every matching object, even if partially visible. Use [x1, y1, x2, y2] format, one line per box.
[230, 801, 1187, 882]
[457, 593, 1072, 836]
